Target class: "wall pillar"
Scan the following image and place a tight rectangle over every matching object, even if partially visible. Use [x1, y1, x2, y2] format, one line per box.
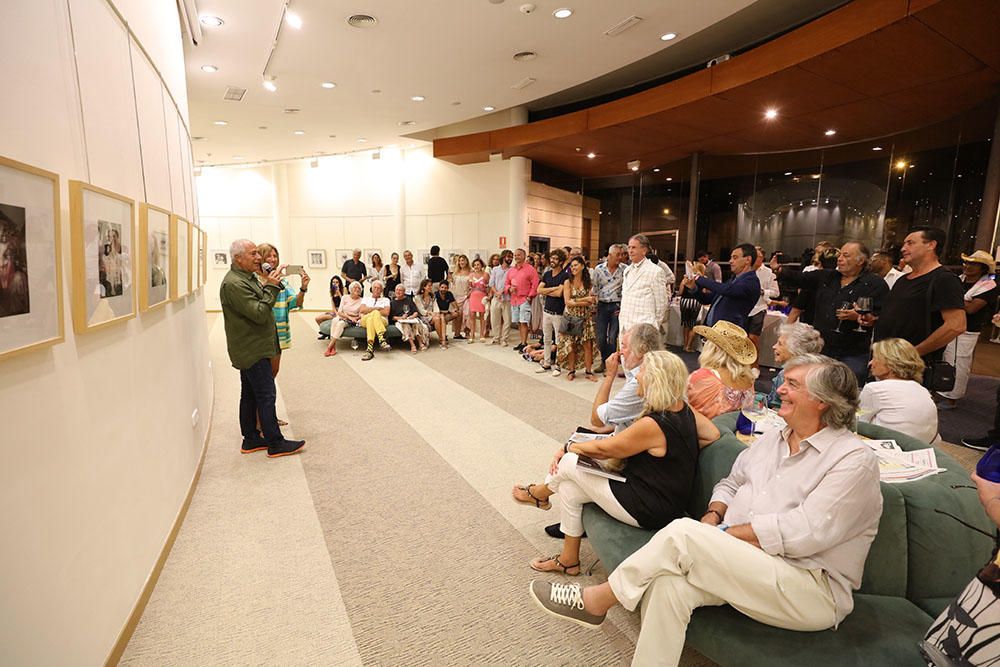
[685, 152, 701, 260]
[975, 102, 1000, 252]
[508, 106, 529, 249]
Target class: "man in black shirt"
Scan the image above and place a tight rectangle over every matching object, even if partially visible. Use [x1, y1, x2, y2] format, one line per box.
[389, 284, 423, 352]
[427, 245, 449, 289]
[341, 249, 367, 289]
[536, 248, 570, 374]
[861, 227, 965, 365]
[772, 242, 888, 384]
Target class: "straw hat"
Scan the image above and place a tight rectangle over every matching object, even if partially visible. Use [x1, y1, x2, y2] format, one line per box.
[692, 320, 758, 365]
[961, 250, 996, 274]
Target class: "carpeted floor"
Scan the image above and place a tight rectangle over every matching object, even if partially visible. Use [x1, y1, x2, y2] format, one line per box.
[121, 313, 992, 665]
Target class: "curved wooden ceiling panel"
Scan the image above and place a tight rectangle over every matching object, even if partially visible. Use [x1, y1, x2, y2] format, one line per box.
[433, 0, 1000, 177]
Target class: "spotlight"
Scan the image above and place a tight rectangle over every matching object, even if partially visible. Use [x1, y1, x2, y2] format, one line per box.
[627, 159, 640, 172]
[660, 32, 677, 41]
[586, 152, 596, 159]
[824, 129, 836, 136]
[285, 11, 303, 29]
[553, 8, 573, 18]
[263, 76, 277, 92]
[321, 82, 336, 89]
[764, 108, 778, 120]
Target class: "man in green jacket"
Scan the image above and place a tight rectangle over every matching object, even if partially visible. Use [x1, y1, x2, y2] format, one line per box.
[220, 239, 305, 458]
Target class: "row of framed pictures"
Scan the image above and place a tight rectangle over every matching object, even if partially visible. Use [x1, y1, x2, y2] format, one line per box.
[0, 154, 207, 362]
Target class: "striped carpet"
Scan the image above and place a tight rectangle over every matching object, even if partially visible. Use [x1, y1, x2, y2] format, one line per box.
[120, 312, 719, 665]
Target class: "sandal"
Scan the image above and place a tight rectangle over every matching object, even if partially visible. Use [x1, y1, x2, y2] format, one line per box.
[585, 371, 598, 382]
[530, 554, 581, 576]
[512, 484, 551, 510]
[566, 370, 576, 381]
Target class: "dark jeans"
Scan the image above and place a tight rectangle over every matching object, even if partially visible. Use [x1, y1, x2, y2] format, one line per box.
[833, 351, 870, 389]
[595, 301, 620, 362]
[239, 357, 283, 444]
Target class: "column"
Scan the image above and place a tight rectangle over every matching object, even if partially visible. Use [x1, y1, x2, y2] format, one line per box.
[686, 152, 701, 260]
[509, 106, 529, 249]
[975, 102, 1000, 252]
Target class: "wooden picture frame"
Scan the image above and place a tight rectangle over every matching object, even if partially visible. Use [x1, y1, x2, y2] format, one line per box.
[0, 156, 64, 360]
[138, 203, 171, 312]
[69, 180, 136, 333]
[171, 214, 191, 299]
[200, 230, 207, 286]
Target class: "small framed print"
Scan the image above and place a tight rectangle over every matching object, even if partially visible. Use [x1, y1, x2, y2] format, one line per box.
[191, 225, 202, 291]
[0, 156, 64, 360]
[139, 203, 171, 312]
[200, 230, 207, 286]
[171, 215, 191, 299]
[212, 249, 229, 269]
[69, 180, 136, 333]
[307, 249, 326, 269]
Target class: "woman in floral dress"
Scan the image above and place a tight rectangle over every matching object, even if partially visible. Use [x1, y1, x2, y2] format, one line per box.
[556, 255, 597, 381]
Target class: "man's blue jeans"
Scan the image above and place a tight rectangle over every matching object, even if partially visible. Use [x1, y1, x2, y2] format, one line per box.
[239, 357, 283, 444]
[595, 301, 620, 362]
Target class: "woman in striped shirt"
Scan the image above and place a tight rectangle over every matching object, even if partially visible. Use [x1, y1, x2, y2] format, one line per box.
[257, 243, 309, 378]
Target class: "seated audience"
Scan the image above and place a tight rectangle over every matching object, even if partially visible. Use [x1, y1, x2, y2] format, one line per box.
[512, 351, 721, 577]
[389, 283, 427, 353]
[767, 322, 825, 408]
[530, 356, 881, 667]
[859, 338, 940, 444]
[589, 323, 664, 434]
[414, 278, 437, 339]
[686, 321, 757, 419]
[359, 280, 391, 361]
[324, 280, 364, 357]
[315, 276, 344, 334]
[433, 280, 458, 349]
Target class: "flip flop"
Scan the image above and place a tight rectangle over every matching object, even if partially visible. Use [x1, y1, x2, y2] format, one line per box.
[530, 554, 581, 576]
[512, 484, 551, 510]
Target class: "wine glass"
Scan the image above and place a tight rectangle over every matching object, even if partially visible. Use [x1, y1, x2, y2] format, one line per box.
[741, 393, 769, 435]
[854, 297, 873, 333]
[836, 301, 855, 333]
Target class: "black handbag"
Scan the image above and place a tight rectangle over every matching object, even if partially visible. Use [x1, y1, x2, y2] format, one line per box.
[921, 269, 957, 393]
[559, 315, 584, 337]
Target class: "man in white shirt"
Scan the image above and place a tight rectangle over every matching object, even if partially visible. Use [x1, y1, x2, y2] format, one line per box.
[747, 246, 780, 356]
[398, 250, 424, 297]
[530, 355, 882, 666]
[619, 234, 668, 336]
[870, 251, 905, 289]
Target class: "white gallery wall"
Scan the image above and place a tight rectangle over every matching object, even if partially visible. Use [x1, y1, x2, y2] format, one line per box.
[200, 146, 514, 310]
[0, 1, 210, 664]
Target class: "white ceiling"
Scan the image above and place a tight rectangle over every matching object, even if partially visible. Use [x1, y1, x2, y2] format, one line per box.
[184, 0, 760, 166]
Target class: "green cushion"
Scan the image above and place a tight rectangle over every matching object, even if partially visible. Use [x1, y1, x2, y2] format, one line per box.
[583, 503, 655, 574]
[317, 320, 403, 339]
[686, 594, 932, 667]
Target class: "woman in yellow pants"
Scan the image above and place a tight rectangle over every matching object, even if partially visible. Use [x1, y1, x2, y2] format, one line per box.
[359, 280, 392, 361]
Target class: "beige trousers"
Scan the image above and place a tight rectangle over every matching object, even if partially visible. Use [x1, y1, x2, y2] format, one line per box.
[608, 518, 837, 667]
[490, 298, 511, 344]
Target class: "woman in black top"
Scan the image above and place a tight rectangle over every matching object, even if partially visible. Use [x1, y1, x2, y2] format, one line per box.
[314, 276, 344, 335]
[383, 252, 401, 295]
[512, 351, 721, 575]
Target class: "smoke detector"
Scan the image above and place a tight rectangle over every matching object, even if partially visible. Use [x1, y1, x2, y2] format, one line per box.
[347, 14, 377, 28]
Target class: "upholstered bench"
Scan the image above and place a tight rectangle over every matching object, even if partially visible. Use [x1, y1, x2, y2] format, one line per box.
[582, 413, 992, 666]
[317, 319, 404, 343]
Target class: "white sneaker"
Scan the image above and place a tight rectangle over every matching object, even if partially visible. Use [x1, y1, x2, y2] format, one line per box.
[552, 367, 561, 377]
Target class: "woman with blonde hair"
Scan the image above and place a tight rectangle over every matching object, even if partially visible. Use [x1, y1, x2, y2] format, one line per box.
[512, 350, 720, 576]
[686, 321, 757, 419]
[450, 254, 471, 340]
[859, 338, 939, 443]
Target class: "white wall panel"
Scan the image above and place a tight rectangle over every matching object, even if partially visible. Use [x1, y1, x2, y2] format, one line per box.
[131, 45, 170, 209]
[163, 89, 185, 212]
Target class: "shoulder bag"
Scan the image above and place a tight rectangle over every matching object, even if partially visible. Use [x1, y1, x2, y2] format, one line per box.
[922, 268, 957, 393]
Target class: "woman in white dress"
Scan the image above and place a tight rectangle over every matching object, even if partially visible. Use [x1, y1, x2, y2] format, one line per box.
[858, 338, 940, 444]
[450, 254, 472, 340]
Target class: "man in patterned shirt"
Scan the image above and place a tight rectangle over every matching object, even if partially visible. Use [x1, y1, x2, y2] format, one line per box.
[619, 234, 667, 337]
[592, 243, 626, 369]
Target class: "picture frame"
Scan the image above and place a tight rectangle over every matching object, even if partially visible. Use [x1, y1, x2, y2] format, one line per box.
[335, 249, 352, 272]
[138, 203, 171, 312]
[69, 180, 136, 333]
[364, 248, 383, 271]
[200, 230, 207, 286]
[212, 249, 229, 269]
[0, 155, 64, 360]
[307, 248, 326, 269]
[470, 249, 490, 266]
[190, 224, 199, 291]
[171, 215, 191, 299]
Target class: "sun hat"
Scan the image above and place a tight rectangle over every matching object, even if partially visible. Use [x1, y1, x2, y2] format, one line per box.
[692, 320, 758, 365]
[960, 250, 996, 274]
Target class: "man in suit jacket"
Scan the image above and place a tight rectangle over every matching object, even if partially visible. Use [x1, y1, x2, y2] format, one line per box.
[682, 243, 760, 330]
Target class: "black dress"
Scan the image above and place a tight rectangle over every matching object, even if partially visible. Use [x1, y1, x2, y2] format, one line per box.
[679, 285, 702, 328]
[610, 406, 700, 530]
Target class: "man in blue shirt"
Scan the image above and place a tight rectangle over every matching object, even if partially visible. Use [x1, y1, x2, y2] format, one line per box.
[682, 243, 760, 330]
[592, 243, 626, 369]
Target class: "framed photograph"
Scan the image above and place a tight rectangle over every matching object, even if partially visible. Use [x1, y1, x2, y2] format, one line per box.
[364, 248, 383, 271]
[0, 156, 63, 360]
[171, 215, 190, 299]
[201, 230, 208, 286]
[138, 203, 171, 312]
[470, 249, 490, 266]
[416, 248, 431, 267]
[189, 224, 199, 292]
[307, 248, 326, 269]
[335, 249, 352, 272]
[69, 180, 136, 333]
[212, 249, 229, 268]
[193, 226, 203, 290]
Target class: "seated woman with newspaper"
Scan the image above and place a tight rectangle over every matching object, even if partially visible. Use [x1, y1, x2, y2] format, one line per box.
[511, 351, 720, 576]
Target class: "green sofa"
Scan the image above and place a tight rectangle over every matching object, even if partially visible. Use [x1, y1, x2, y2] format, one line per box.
[581, 413, 993, 666]
[317, 319, 404, 343]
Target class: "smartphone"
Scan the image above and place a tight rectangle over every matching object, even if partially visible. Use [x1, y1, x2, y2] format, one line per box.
[285, 264, 304, 275]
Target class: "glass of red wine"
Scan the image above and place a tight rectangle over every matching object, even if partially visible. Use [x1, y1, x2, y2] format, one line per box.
[854, 297, 873, 333]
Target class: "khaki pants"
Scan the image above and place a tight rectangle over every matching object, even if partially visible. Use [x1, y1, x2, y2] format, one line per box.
[609, 518, 837, 666]
[938, 330, 980, 400]
[490, 298, 511, 344]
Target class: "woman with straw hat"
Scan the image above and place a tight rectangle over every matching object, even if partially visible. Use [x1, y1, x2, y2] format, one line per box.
[937, 250, 997, 409]
[686, 321, 757, 419]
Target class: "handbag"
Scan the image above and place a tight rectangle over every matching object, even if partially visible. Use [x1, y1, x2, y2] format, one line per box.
[559, 315, 584, 337]
[921, 269, 957, 393]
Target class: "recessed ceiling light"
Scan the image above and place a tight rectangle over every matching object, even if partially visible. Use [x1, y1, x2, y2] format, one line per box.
[652, 168, 660, 173]
[662, 208, 670, 215]
[411, 95, 425, 102]
[399, 120, 416, 126]
[293, 130, 305, 135]
[586, 152, 596, 159]
[895, 160, 908, 169]
[199, 15, 223, 27]
[764, 108, 778, 120]
[321, 82, 336, 89]
[824, 129, 836, 136]
[872, 146, 883, 151]
[357, 137, 368, 143]
[347, 14, 378, 28]
[665, 177, 673, 181]
[201, 65, 218, 73]
[784, 171, 792, 176]
[483, 105, 495, 112]
[285, 11, 303, 29]
[660, 32, 677, 41]
[553, 8, 573, 18]
[213, 120, 228, 126]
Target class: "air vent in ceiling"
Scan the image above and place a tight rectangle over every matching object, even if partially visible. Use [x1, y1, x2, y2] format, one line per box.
[347, 14, 377, 28]
[283, 108, 300, 114]
[605, 15, 643, 36]
[223, 86, 246, 101]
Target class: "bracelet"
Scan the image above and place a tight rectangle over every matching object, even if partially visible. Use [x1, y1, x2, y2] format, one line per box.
[704, 509, 724, 522]
[300, 287, 308, 293]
